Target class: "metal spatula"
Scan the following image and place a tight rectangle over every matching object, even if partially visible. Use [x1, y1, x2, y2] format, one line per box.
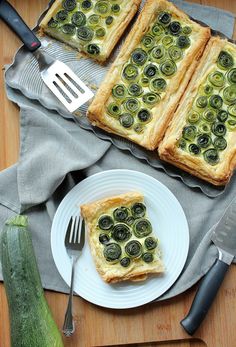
[0, 0, 94, 113]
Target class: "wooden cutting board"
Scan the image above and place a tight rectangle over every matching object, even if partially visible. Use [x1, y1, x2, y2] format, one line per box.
[0, 1, 236, 346]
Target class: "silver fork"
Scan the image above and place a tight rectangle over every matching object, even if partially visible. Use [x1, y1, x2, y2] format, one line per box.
[62, 215, 85, 337]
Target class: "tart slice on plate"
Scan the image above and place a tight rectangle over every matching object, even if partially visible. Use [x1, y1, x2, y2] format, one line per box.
[39, 0, 141, 62]
[87, 0, 210, 149]
[80, 191, 164, 283]
[159, 37, 236, 186]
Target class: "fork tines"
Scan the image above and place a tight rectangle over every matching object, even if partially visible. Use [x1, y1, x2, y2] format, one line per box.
[65, 215, 85, 249]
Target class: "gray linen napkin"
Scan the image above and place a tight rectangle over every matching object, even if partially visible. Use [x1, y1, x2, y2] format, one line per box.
[0, 1, 235, 301]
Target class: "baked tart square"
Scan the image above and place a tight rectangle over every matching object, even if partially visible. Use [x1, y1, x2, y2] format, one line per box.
[39, 0, 141, 63]
[159, 37, 236, 186]
[80, 192, 164, 283]
[87, 0, 210, 150]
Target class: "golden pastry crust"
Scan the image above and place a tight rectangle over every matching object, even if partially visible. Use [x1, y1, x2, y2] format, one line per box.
[158, 37, 236, 186]
[39, 0, 141, 63]
[87, 0, 211, 150]
[80, 192, 164, 283]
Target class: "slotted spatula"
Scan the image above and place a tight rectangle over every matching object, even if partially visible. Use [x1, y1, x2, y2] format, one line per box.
[0, 0, 94, 112]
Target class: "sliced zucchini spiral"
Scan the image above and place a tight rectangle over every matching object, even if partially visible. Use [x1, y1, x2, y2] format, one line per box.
[113, 207, 129, 222]
[131, 202, 146, 218]
[203, 149, 220, 165]
[144, 237, 158, 250]
[142, 252, 154, 263]
[217, 51, 234, 70]
[103, 243, 122, 262]
[62, 0, 76, 11]
[111, 224, 131, 242]
[98, 215, 114, 230]
[120, 257, 131, 267]
[133, 218, 152, 238]
[72, 11, 86, 27]
[77, 26, 94, 41]
[131, 48, 148, 66]
[160, 59, 177, 76]
[125, 240, 142, 258]
[119, 113, 134, 128]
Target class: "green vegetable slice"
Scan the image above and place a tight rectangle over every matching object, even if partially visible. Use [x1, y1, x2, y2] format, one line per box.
[208, 71, 225, 87]
[72, 11, 86, 26]
[198, 123, 211, 134]
[176, 35, 191, 49]
[88, 14, 101, 27]
[142, 252, 154, 263]
[111, 4, 120, 14]
[105, 16, 114, 26]
[103, 243, 122, 262]
[134, 123, 145, 133]
[209, 95, 223, 109]
[48, 18, 58, 28]
[61, 23, 76, 35]
[217, 110, 228, 122]
[62, 0, 77, 11]
[128, 83, 143, 97]
[162, 35, 174, 47]
[160, 59, 177, 76]
[203, 149, 220, 165]
[202, 109, 217, 123]
[125, 240, 142, 258]
[141, 34, 155, 49]
[217, 51, 234, 70]
[150, 78, 167, 92]
[143, 64, 158, 78]
[182, 125, 197, 141]
[120, 257, 131, 267]
[196, 95, 208, 108]
[94, 0, 110, 16]
[99, 233, 110, 244]
[197, 134, 212, 148]
[131, 202, 146, 218]
[182, 26, 192, 35]
[140, 77, 149, 87]
[111, 224, 131, 242]
[87, 44, 100, 55]
[119, 113, 134, 128]
[81, 0, 93, 11]
[168, 21, 182, 35]
[98, 215, 114, 230]
[107, 102, 121, 117]
[56, 9, 68, 22]
[122, 64, 139, 81]
[223, 85, 236, 105]
[158, 12, 172, 25]
[112, 84, 127, 99]
[203, 84, 213, 95]
[187, 111, 200, 124]
[227, 68, 236, 84]
[150, 46, 165, 61]
[126, 216, 135, 226]
[133, 218, 152, 238]
[123, 98, 140, 113]
[168, 45, 183, 61]
[95, 27, 106, 38]
[228, 104, 236, 117]
[137, 109, 152, 123]
[142, 92, 160, 106]
[178, 138, 187, 150]
[152, 23, 164, 37]
[131, 48, 148, 66]
[211, 122, 226, 136]
[189, 144, 201, 155]
[214, 137, 227, 150]
[113, 207, 129, 222]
[226, 119, 236, 130]
[77, 26, 94, 41]
[144, 237, 158, 250]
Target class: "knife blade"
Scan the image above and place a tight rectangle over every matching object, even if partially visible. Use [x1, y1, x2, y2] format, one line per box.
[180, 197, 236, 335]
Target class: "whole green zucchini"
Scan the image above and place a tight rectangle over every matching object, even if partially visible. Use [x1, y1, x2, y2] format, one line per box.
[0, 215, 64, 347]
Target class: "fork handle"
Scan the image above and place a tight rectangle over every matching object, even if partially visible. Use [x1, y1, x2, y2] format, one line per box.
[0, 0, 41, 52]
[62, 256, 77, 337]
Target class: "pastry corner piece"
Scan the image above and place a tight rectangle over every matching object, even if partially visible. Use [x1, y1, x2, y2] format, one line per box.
[39, 0, 141, 63]
[87, 0, 210, 150]
[80, 192, 164, 283]
[159, 36, 236, 186]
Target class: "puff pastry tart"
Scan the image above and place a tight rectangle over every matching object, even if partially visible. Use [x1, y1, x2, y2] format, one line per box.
[87, 0, 210, 150]
[159, 37, 236, 186]
[39, 0, 141, 62]
[80, 192, 164, 283]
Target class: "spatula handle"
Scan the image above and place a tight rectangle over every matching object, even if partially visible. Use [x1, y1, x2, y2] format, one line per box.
[180, 258, 229, 335]
[0, 0, 41, 51]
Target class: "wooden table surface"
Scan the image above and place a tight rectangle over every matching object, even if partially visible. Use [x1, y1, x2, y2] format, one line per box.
[0, 1, 236, 347]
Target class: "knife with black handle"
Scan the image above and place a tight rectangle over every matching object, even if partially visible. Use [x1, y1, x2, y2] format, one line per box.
[181, 198, 236, 335]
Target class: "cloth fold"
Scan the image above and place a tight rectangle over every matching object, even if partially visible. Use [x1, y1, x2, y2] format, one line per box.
[0, 0, 235, 301]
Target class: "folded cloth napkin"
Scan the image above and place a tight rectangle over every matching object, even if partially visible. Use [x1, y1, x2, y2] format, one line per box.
[0, 1, 235, 301]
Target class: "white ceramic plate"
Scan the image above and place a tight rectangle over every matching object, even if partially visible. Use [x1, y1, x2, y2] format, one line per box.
[51, 169, 189, 309]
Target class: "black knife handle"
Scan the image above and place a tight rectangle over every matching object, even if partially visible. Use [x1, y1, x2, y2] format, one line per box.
[0, 0, 41, 52]
[180, 259, 229, 335]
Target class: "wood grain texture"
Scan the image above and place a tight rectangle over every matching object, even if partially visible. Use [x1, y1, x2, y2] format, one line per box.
[0, 1, 235, 347]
